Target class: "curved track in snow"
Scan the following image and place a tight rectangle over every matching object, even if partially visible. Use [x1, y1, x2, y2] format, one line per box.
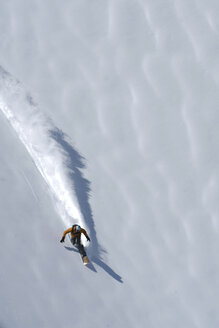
[0, 66, 99, 257]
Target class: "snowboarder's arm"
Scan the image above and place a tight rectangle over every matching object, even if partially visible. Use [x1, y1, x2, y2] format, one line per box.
[60, 227, 73, 243]
[62, 227, 72, 238]
[81, 228, 90, 241]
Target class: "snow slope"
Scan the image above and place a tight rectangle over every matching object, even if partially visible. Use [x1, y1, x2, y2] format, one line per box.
[1, 0, 219, 327]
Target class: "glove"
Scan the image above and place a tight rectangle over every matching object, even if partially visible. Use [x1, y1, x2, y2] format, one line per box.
[87, 236, 91, 242]
[60, 237, 65, 243]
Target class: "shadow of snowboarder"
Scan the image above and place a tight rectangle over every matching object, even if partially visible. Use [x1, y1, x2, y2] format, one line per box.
[65, 246, 123, 282]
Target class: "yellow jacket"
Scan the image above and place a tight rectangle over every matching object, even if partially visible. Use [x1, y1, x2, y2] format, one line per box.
[62, 227, 90, 240]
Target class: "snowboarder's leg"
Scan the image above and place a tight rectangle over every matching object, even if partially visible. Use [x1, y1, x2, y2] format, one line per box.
[70, 237, 76, 246]
[77, 244, 89, 265]
[77, 244, 87, 258]
[70, 237, 85, 255]
[70, 238, 89, 264]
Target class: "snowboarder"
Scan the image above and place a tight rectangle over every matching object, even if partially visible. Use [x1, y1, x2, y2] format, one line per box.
[60, 224, 90, 264]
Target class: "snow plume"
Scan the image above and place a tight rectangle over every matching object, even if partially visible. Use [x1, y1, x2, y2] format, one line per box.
[0, 66, 87, 232]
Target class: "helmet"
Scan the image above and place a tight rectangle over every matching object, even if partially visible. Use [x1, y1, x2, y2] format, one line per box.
[72, 224, 81, 232]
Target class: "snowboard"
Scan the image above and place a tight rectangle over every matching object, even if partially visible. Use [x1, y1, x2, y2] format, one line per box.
[82, 255, 89, 265]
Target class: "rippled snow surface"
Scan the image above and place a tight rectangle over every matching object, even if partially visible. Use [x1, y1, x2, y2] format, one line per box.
[0, 1, 219, 327]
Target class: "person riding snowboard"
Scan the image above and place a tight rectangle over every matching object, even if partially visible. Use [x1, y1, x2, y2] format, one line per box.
[60, 224, 90, 261]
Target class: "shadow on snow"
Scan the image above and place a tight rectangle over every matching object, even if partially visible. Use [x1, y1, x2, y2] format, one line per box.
[51, 128, 123, 283]
[65, 246, 123, 282]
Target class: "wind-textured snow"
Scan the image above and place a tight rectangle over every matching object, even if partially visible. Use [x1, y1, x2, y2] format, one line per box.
[1, 0, 219, 328]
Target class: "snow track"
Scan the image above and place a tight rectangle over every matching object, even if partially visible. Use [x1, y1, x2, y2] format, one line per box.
[0, 66, 88, 235]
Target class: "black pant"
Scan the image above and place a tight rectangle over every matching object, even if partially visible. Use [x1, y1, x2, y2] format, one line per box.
[70, 237, 87, 258]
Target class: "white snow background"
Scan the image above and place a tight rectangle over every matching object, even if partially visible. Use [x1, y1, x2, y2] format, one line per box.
[0, 0, 219, 327]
